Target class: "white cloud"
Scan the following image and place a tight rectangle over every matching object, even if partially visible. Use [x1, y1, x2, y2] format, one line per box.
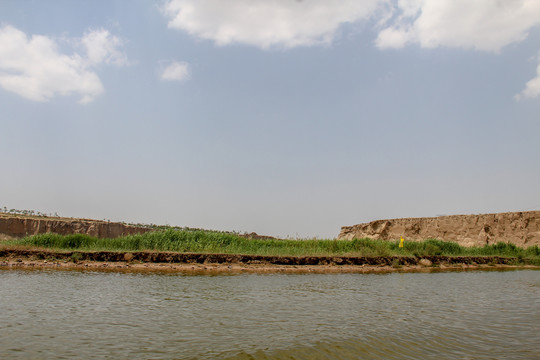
[162, 0, 386, 49]
[162, 1, 540, 52]
[81, 28, 128, 66]
[161, 0, 540, 100]
[160, 61, 190, 82]
[515, 56, 540, 100]
[376, 0, 540, 52]
[0, 25, 126, 103]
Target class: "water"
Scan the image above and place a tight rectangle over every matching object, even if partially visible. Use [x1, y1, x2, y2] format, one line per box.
[0, 269, 538, 359]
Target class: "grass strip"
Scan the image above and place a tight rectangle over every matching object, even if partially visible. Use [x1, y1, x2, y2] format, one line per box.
[4, 230, 539, 265]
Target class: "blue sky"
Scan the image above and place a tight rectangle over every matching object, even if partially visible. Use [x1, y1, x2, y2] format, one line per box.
[1, 0, 539, 238]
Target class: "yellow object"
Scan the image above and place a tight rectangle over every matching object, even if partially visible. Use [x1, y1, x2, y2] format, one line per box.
[399, 237, 404, 248]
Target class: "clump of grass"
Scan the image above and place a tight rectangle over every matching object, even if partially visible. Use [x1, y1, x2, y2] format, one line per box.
[394, 239, 463, 257]
[5, 231, 540, 263]
[71, 252, 83, 263]
[474, 242, 520, 257]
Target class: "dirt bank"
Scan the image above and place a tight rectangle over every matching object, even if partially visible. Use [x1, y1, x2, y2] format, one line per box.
[0, 213, 152, 240]
[1, 248, 523, 265]
[0, 213, 275, 241]
[1, 248, 536, 274]
[339, 211, 540, 247]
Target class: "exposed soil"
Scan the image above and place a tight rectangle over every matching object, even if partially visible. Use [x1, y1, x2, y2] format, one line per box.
[0, 213, 274, 240]
[1, 248, 537, 274]
[0, 213, 152, 239]
[339, 211, 540, 247]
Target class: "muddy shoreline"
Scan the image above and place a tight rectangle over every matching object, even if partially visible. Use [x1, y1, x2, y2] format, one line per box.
[1, 248, 538, 274]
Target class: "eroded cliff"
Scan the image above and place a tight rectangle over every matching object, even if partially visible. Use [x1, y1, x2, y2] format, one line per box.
[338, 211, 540, 247]
[0, 213, 152, 240]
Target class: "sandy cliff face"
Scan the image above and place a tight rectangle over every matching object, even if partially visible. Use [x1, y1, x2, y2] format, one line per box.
[0, 213, 152, 240]
[338, 211, 540, 247]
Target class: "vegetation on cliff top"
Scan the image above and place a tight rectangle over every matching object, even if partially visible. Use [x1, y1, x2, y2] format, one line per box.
[4, 229, 539, 264]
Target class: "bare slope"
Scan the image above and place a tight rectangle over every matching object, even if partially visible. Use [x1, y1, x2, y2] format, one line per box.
[338, 211, 540, 247]
[0, 213, 152, 240]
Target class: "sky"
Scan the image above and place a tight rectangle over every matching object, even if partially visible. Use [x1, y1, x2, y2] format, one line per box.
[1, 0, 539, 239]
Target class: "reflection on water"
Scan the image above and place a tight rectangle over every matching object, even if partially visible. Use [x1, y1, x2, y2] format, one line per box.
[0, 269, 538, 359]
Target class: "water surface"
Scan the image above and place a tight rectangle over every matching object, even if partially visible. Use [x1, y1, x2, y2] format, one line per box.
[1, 269, 538, 359]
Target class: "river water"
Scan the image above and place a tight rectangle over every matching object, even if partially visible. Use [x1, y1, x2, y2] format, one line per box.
[0, 269, 538, 359]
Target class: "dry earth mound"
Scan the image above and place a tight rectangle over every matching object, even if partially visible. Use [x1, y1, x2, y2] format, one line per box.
[338, 211, 540, 247]
[0, 213, 152, 240]
[0, 213, 274, 241]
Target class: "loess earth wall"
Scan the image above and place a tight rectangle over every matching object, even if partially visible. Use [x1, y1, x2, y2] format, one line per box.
[0, 213, 151, 240]
[338, 211, 540, 247]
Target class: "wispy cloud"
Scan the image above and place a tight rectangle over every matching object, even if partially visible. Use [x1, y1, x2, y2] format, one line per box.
[160, 61, 190, 82]
[81, 28, 128, 66]
[515, 55, 540, 100]
[0, 25, 127, 104]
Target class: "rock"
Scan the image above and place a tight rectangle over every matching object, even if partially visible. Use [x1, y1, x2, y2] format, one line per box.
[418, 259, 432, 267]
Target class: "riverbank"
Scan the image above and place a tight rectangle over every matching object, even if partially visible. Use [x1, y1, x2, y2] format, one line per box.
[339, 210, 540, 247]
[1, 248, 538, 274]
[6, 230, 540, 259]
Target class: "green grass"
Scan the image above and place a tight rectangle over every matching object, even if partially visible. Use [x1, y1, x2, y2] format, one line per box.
[4, 230, 540, 264]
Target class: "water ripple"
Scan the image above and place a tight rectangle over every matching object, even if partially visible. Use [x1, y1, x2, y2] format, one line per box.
[0, 269, 538, 359]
